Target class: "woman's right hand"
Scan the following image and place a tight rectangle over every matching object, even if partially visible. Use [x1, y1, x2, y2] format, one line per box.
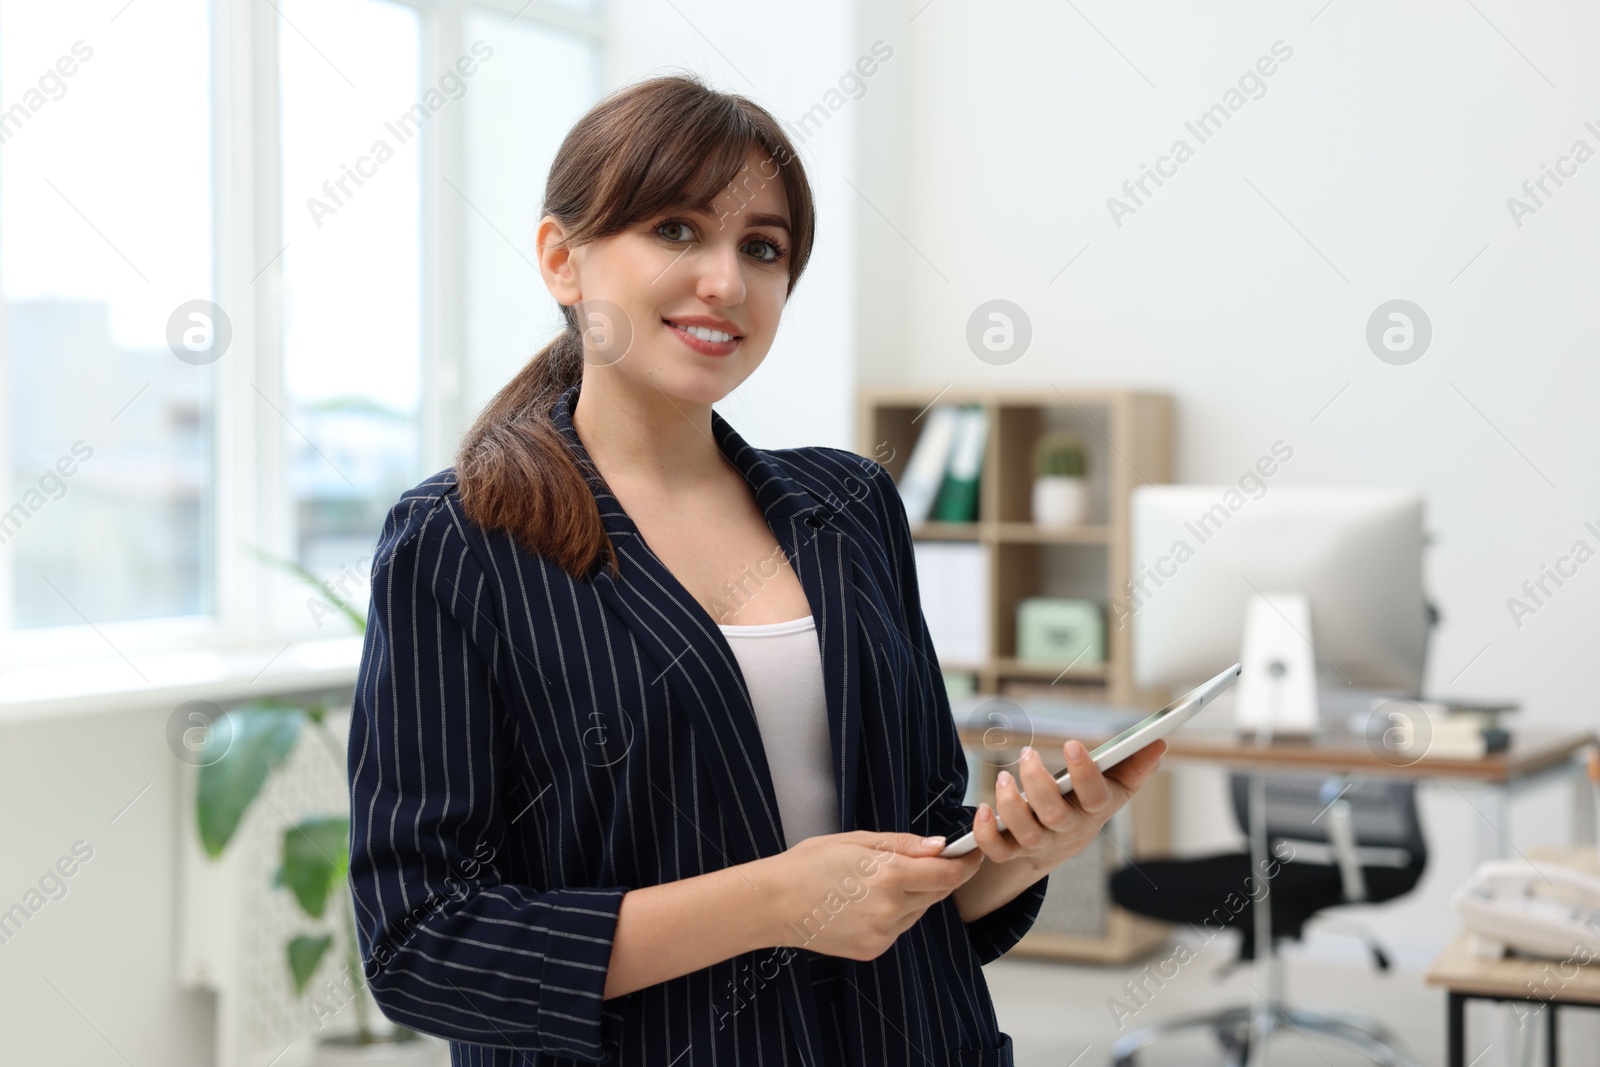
[762, 831, 984, 962]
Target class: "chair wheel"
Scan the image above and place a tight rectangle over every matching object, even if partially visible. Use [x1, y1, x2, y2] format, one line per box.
[1216, 1026, 1251, 1067]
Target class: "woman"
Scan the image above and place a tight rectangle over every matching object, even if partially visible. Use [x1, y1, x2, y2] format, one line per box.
[348, 74, 1166, 1067]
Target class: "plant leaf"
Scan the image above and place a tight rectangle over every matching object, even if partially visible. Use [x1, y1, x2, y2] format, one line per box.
[245, 545, 368, 633]
[196, 705, 305, 858]
[287, 934, 333, 996]
[280, 816, 350, 918]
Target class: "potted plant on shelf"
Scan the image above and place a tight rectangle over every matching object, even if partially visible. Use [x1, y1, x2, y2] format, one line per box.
[194, 552, 442, 1065]
[1031, 432, 1090, 527]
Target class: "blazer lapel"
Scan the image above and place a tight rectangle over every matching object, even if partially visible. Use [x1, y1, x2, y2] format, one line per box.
[550, 382, 865, 852]
[551, 382, 863, 1067]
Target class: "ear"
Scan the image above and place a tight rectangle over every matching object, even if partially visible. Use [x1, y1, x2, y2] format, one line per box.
[536, 215, 582, 306]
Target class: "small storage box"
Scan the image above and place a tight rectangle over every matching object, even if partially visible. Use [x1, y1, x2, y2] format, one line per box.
[1016, 597, 1105, 666]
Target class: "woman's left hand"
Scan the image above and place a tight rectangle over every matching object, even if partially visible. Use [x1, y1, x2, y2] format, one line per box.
[969, 738, 1167, 873]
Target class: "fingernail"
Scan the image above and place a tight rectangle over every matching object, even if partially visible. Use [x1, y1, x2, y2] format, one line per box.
[921, 836, 946, 848]
[1066, 741, 1084, 760]
[1021, 745, 1035, 761]
[997, 770, 1012, 788]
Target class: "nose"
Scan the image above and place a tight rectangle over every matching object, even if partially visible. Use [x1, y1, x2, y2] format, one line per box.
[694, 237, 745, 307]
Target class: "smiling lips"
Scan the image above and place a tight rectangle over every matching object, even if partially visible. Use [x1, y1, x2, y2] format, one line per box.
[664, 316, 743, 357]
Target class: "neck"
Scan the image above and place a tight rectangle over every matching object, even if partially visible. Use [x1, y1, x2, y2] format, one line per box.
[571, 367, 726, 489]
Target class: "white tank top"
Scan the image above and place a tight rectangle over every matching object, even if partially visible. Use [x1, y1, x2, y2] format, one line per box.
[716, 614, 838, 845]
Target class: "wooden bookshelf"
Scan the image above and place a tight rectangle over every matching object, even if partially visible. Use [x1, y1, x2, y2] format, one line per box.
[858, 385, 1175, 707]
[859, 385, 1177, 965]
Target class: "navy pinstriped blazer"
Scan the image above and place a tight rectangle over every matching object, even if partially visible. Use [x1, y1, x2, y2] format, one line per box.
[348, 381, 1047, 1066]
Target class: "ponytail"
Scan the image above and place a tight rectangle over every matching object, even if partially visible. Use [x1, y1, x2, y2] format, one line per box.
[455, 317, 620, 580]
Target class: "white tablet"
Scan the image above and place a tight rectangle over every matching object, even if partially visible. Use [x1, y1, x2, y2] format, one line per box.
[938, 662, 1241, 857]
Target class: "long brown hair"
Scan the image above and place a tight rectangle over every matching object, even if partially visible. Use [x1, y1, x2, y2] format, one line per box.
[454, 74, 816, 580]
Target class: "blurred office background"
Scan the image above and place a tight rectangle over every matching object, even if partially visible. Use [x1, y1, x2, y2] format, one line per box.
[2, 1, 1598, 1065]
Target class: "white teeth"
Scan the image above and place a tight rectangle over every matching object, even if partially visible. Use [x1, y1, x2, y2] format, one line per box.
[675, 323, 734, 343]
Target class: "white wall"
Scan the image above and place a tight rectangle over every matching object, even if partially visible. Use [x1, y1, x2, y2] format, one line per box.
[0, 704, 214, 1066]
[859, 0, 1600, 975]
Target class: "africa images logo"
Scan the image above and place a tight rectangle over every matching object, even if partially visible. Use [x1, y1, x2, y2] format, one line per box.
[305, 42, 494, 228]
[1105, 40, 1294, 228]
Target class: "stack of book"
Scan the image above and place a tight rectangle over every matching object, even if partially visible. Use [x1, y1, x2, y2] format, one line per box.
[1367, 697, 1518, 760]
[913, 540, 989, 663]
[897, 404, 988, 524]
[897, 405, 991, 667]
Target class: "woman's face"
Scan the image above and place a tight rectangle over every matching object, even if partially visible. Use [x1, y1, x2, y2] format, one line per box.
[540, 146, 794, 407]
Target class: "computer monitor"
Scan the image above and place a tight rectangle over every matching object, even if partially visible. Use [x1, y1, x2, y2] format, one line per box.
[1128, 486, 1429, 727]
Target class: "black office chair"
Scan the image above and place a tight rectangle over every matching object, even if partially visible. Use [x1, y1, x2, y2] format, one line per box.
[1108, 772, 1429, 1066]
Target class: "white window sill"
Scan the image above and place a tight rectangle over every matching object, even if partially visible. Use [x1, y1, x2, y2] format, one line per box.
[0, 636, 364, 724]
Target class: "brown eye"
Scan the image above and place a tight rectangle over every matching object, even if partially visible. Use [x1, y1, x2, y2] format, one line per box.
[743, 237, 784, 263]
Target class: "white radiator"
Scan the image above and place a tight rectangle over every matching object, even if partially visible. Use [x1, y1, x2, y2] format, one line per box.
[176, 704, 444, 1067]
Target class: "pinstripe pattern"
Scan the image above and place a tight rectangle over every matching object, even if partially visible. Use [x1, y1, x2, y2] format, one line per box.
[348, 382, 1046, 1066]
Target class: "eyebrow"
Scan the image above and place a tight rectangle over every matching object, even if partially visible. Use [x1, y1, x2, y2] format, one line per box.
[743, 212, 792, 235]
[686, 203, 792, 234]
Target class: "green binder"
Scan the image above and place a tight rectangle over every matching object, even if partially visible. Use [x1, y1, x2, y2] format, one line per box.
[932, 404, 986, 522]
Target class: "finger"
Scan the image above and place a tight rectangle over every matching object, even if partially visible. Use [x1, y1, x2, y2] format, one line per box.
[1017, 745, 1074, 832]
[858, 831, 955, 858]
[1063, 739, 1112, 814]
[1107, 739, 1166, 794]
[894, 851, 983, 893]
[971, 801, 1023, 864]
[1070, 741, 1167, 829]
[907, 849, 982, 898]
[993, 767, 1048, 849]
[947, 847, 985, 883]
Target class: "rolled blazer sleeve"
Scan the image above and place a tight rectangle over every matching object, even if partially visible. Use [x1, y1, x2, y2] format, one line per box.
[349, 492, 626, 1060]
[868, 461, 1048, 965]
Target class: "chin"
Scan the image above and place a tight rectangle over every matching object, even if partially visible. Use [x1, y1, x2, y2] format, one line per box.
[632, 363, 740, 407]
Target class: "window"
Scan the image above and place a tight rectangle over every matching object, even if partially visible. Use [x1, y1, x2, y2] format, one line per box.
[1, 0, 215, 630]
[462, 7, 602, 416]
[277, 0, 424, 580]
[0, 0, 604, 673]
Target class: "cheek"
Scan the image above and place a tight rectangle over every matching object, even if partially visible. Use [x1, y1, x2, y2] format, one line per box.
[745, 276, 788, 338]
[583, 235, 677, 309]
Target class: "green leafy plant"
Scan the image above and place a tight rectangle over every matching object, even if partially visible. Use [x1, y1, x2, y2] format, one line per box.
[194, 548, 413, 1046]
[1033, 432, 1088, 478]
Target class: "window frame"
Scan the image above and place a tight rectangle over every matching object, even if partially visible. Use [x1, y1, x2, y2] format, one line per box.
[0, 0, 605, 682]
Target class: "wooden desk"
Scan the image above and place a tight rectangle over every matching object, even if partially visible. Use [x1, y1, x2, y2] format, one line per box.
[1159, 724, 1597, 784]
[957, 722, 1597, 783]
[1427, 844, 1600, 1062]
[1426, 935, 1600, 1067]
[956, 717, 1598, 963]
[957, 721, 1600, 863]
[1424, 847, 1600, 1067]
